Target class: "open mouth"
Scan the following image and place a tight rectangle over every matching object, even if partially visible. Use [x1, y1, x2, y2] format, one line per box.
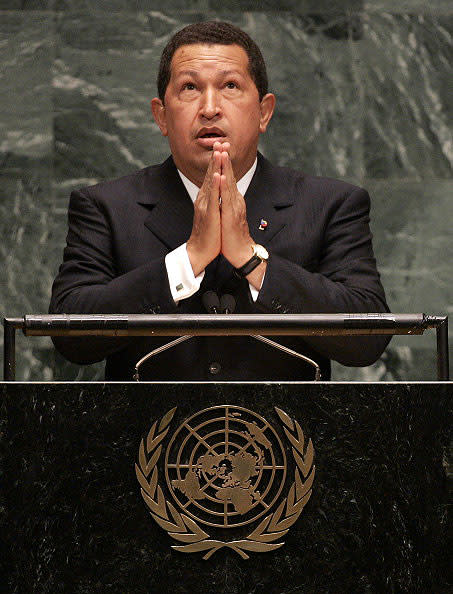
[196, 127, 226, 140]
[200, 133, 223, 138]
[196, 130, 227, 149]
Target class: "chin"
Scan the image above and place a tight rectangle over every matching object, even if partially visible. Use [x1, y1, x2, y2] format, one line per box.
[196, 154, 212, 170]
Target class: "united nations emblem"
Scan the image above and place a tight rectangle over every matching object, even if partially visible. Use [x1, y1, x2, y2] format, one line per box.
[135, 405, 315, 560]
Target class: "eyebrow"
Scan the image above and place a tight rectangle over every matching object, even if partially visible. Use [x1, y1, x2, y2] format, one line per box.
[175, 69, 244, 79]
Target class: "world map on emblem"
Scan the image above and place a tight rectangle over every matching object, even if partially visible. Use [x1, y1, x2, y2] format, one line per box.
[164, 405, 287, 528]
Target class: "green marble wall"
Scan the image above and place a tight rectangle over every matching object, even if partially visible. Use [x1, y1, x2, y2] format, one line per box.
[1, 1, 451, 380]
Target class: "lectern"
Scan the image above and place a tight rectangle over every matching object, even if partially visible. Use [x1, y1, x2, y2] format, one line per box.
[1, 313, 451, 593]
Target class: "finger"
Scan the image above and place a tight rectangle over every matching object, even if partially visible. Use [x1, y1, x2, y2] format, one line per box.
[199, 150, 221, 201]
[220, 173, 226, 193]
[212, 172, 221, 201]
[207, 148, 221, 177]
[207, 168, 221, 209]
[213, 140, 229, 153]
[220, 173, 230, 208]
[212, 153, 221, 197]
[222, 151, 236, 185]
[220, 152, 236, 203]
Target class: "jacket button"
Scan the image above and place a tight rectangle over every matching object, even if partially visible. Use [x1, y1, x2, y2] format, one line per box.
[209, 362, 221, 375]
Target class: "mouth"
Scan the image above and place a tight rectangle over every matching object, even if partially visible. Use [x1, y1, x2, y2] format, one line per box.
[196, 128, 227, 148]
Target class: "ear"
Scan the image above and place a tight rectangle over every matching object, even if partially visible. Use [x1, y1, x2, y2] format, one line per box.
[151, 98, 168, 136]
[259, 93, 276, 134]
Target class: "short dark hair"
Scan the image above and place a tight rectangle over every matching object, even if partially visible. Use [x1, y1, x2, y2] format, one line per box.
[157, 21, 269, 102]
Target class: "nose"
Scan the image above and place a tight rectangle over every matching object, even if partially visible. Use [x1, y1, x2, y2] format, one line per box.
[200, 87, 221, 120]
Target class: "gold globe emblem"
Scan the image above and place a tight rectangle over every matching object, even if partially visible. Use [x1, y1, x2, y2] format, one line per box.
[136, 405, 315, 559]
[164, 405, 287, 528]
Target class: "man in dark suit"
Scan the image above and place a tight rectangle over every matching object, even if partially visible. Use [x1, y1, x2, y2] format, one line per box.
[50, 21, 390, 381]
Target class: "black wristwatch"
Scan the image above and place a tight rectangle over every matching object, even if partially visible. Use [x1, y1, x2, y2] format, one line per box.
[234, 244, 269, 278]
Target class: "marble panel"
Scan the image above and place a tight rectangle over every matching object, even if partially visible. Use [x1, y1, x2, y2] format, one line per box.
[0, 12, 53, 174]
[0, 0, 363, 12]
[360, 12, 453, 178]
[54, 0, 209, 10]
[208, 0, 363, 13]
[0, 1, 55, 8]
[365, 0, 453, 14]
[0, 12, 54, 380]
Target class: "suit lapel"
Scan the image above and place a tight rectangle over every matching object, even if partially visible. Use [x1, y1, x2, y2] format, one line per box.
[245, 152, 292, 247]
[139, 156, 194, 250]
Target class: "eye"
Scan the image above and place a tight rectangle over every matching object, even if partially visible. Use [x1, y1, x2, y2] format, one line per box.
[182, 82, 196, 91]
[225, 81, 238, 89]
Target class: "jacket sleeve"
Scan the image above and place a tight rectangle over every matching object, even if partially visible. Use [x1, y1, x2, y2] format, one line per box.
[255, 187, 391, 366]
[49, 189, 178, 364]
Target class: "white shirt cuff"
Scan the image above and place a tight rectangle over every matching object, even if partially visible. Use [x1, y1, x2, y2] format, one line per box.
[165, 243, 205, 304]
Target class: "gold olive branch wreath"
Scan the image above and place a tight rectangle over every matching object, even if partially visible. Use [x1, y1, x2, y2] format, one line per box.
[135, 406, 315, 560]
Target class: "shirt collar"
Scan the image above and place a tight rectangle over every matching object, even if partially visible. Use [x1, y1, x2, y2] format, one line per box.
[177, 157, 258, 204]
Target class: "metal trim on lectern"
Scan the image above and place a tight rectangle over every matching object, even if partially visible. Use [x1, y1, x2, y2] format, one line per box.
[2, 313, 449, 381]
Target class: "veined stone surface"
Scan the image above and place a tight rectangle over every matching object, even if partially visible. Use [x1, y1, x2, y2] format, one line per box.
[0, 7, 451, 380]
[361, 12, 453, 178]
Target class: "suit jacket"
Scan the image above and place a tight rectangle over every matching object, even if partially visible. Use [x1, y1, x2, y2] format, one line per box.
[49, 152, 390, 380]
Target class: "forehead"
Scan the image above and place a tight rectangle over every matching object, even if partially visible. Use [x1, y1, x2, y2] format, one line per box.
[170, 43, 251, 77]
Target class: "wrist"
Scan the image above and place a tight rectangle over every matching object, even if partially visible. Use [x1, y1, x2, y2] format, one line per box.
[233, 243, 269, 278]
[186, 242, 208, 277]
[228, 242, 254, 269]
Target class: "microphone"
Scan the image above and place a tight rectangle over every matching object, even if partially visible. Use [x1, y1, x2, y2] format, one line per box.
[202, 291, 220, 313]
[220, 294, 236, 314]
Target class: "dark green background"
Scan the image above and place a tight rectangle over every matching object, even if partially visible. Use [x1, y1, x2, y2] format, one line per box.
[1, 1, 451, 380]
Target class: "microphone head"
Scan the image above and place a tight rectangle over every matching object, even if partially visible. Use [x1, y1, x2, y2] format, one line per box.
[202, 291, 220, 313]
[220, 294, 236, 314]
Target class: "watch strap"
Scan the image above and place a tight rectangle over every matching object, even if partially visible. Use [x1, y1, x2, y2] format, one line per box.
[234, 254, 262, 278]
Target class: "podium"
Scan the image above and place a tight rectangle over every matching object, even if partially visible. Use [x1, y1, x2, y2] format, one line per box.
[1, 314, 451, 592]
[1, 382, 451, 592]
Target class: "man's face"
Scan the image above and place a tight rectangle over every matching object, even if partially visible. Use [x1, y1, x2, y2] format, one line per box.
[152, 43, 275, 186]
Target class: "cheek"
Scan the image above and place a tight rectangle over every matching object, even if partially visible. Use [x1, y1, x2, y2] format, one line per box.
[236, 102, 261, 125]
[166, 105, 195, 134]
[234, 110, 261, 140]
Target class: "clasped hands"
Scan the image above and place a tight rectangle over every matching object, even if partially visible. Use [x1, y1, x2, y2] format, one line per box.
[187, 141, 264, 288]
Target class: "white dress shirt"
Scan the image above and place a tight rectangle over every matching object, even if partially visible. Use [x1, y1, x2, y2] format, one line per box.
[165, 158, 263, 304]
